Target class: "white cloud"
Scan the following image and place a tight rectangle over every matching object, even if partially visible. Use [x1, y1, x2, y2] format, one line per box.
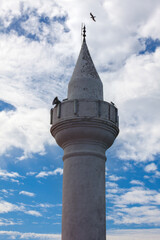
[145, 163, 157, 172]
[0, 11, 72, 159]
[106, 178, 127, 198]
[0, 218, 22, 226]
[38, 203, 62, 208]
[10, 179, 20, 184]
[26, 172, 37, 176]
[0, 0, 66, 26]
[1, 189, 8, 194]
[0, 229, 160, 240]
[0, 107, 54, 160]
[106, 183, 160, 226]
[19, 191, 35, 197]
[107, 228, 160, 240]
[139, 7, 160, 39]
[0, 189, 15, 198]
[130, 180, 144, 186]
[38, 203, 54, 208]
[53, 168, 63, 175]
[25, 210, 42, 217]
[0, 169, 21, 180]
[0, 230, 61, 240]
[108, 174, 125, 181]
[109, 205, 160, 225]
[106, 182, 118, 188]
[0, 200, 43, 218]
[114, 187, 159, 205]
[36, 168, 63, 178]
[155, 171, 160, 178]
[106, 48, 160, 161]
[0, 200, 24, 214]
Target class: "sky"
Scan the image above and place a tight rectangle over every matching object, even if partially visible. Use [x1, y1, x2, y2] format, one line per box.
[0, 0, 160, 239]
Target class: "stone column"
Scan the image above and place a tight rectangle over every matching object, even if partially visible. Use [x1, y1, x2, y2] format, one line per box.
[50, 100, 119, 240]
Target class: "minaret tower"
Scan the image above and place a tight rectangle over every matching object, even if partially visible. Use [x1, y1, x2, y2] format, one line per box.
[50, 27, 119, 240]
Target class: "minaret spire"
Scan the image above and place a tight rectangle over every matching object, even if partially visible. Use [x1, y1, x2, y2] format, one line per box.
[82, 24, 86, 41]
[68, 30, 103, 101]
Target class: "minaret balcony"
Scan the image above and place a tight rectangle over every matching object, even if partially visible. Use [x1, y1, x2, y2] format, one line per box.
[50, 99, 119, 151]
[50, 99, 119, 127]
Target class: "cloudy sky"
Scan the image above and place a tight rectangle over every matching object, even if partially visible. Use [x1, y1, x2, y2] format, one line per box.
[0, 0, 160, 239]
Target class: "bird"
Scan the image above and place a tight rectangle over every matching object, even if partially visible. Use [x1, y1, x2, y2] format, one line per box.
[90, 12, 96, 22]
[52, 97, 61, 106]
[110, 102, 115, 106]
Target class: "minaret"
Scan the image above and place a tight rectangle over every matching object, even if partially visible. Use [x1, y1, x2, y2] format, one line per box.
[50, 27, 119, 240]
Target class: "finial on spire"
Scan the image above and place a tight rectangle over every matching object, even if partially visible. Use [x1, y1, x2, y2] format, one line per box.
[82, 25, 86, 40]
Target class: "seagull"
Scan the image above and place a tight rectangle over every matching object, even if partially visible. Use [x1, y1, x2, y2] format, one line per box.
[111, 102, 115, 106]
[90, 12, 96, 22]
[52, 97, 61, 106]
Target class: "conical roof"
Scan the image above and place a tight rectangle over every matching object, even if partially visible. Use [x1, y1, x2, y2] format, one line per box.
[67, 39, 103, 100]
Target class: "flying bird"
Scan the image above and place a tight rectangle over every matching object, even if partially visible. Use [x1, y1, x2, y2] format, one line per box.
[90, 12, 96, 22]
[52, 97, 61, 106]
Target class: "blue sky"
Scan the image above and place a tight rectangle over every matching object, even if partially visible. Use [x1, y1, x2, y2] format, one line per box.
[0, 0, 160, 239]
